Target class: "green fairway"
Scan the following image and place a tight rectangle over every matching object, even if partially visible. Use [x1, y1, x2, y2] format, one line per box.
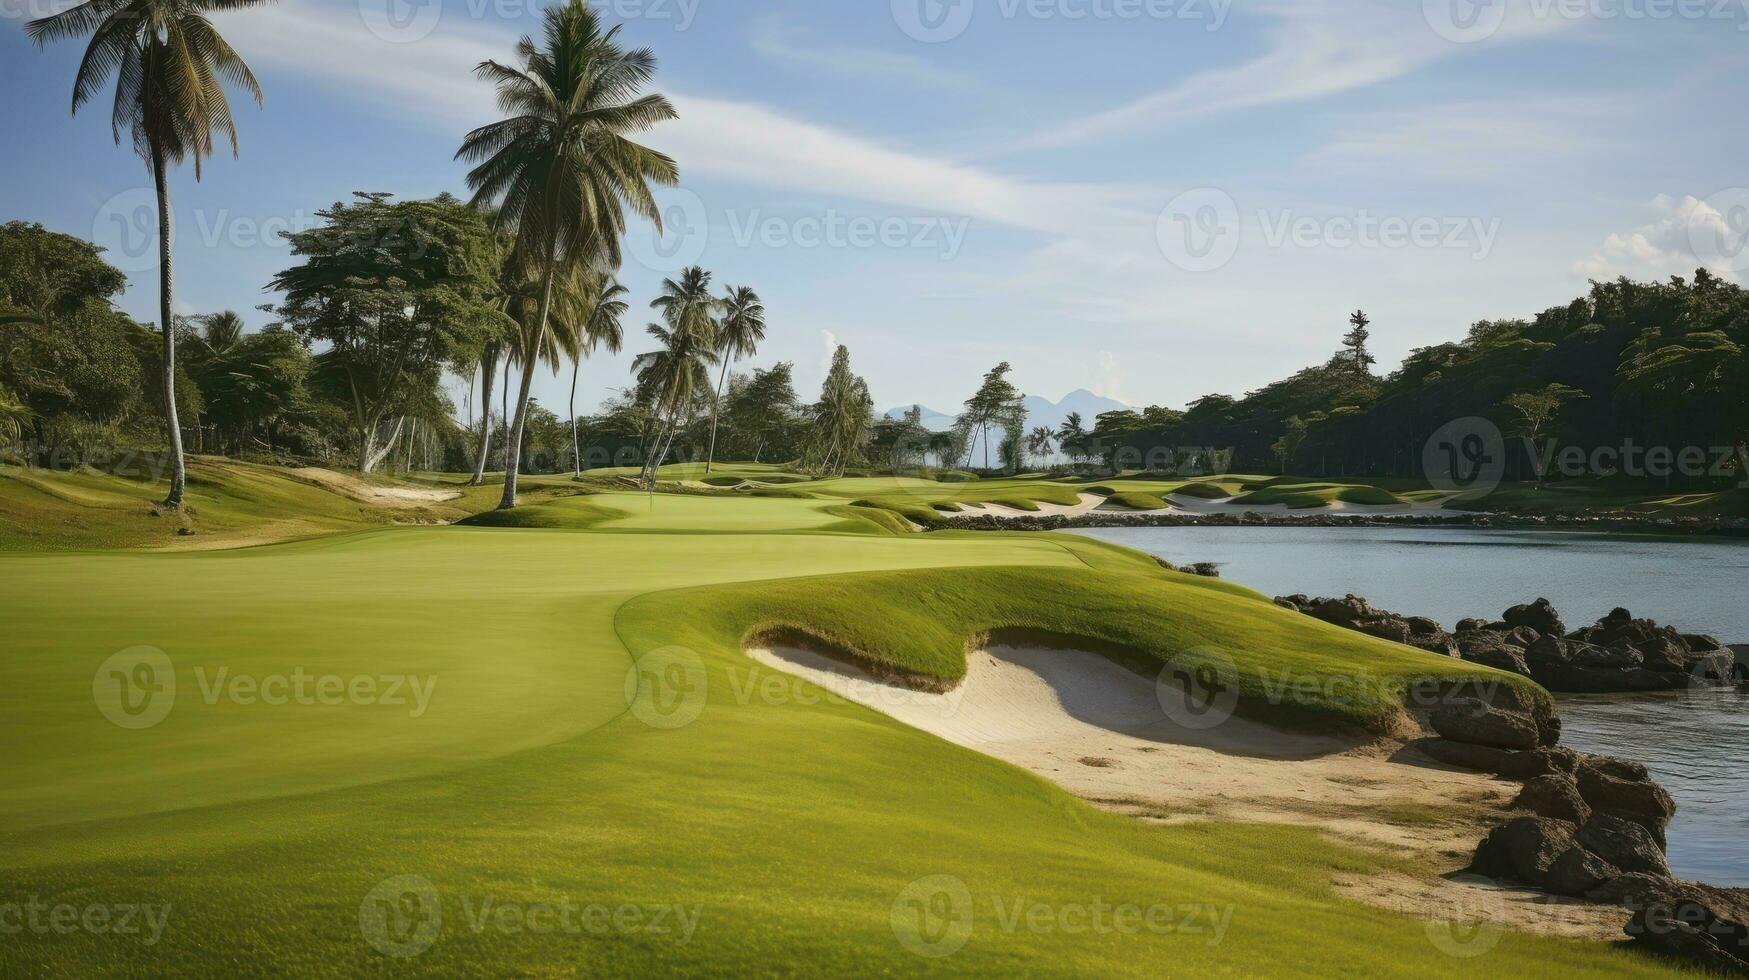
[0, 469, 1687, 976]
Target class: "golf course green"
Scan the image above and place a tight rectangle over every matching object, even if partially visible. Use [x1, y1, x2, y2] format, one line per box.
[0, 463, 1690, 976]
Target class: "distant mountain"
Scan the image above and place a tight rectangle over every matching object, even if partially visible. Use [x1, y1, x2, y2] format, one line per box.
[883, 389, 1127, 434]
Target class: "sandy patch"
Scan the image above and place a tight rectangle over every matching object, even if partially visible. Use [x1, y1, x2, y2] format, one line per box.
[959, 493, 1163, 519]
[746, 640, 1620, 939]
[290, 468, 462, 507]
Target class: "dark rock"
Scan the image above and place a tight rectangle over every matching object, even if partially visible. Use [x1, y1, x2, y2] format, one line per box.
[1273, 597, 1301, 611]
[1456, 617, 1488, 633]
[1682, 633, 1724, 653]
[1505, 598, 1567, 637]
[1575, 756, 1676, 844]
[1503, 626, 1542, 649]
[1546, 847, 1621, 897]
[1577, 814, 1671, 878]
[1638, 633, 1693, 673]
[1625, 880, 1749, 976]
[1406, 631, 1459, 657]
[1417, 738, 1511, 773]
[1587, 871, 1672, 906]
[1429, 698, 1540, 751]
[1571, 643, 1644, 671]
[1405, 616, 1442, 635]
[1470, 816, 1577, 885]
[1356, 618, 1412, 644]
[1498, 746, 1579, 780]
[1514, 775, 1591, 824]
[1456, 631, 1533, 677]
[1307, 594, 1379, 626]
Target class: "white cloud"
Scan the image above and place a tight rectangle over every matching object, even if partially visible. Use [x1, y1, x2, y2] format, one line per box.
[1575, 194, 1742, 283]
[748, 17, 984, 93]
[1303, 99, 1615, 181]
[1009, 0, 1578, 152]
[216, 2, 1141, 237]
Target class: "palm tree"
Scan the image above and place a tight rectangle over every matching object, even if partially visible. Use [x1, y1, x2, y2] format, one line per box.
[560, 277, 627, 479]
[631, 322, 715, 487]
[193, 310, 245, 354]
[0, 386, 31, 449]
[457, 0, 678, 509]
[704, 285, 764, 474]
[1027, 426, 1055, 466]
[650, 266, 719, 347]
[30, 0, 265, 508]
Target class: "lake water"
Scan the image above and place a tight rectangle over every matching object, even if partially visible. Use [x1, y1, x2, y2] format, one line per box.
[1076, 525, 1749, 885]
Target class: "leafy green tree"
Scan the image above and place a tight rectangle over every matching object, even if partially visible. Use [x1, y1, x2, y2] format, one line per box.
[1620, 326, 1747, 465]
[458, 0, 678, 508]
[1055, 412, 1087, 464]
[705, 285, 764, 473]
[958, 362, 1025, 470]
[271, 193, 501, 473]
[721, 362, 800, 463]
[806, 346, 874, 476]
[29, 0, 266, 507]
[189, 325, 313, 456]
[1271, 415, 1309, 474]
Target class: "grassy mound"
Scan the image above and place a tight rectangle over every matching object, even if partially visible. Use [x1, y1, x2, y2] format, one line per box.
[1103, 490, 1169, 511]
[455, 495, 623, 529]
[1172, 481, 1234, 499]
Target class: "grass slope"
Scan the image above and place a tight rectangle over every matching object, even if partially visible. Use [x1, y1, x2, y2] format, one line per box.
[0, 464, 1687, 976]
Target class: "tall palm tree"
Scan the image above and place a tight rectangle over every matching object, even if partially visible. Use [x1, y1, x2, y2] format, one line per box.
[704, 285, 764, 474]
[650, 266, 719, 347]
[457, 0, 677, 509]
[30, 0, 266, 508]
[1027, 426, 1055, 466]
[631, 322, 715, 487]
[561, 278, 627, 479]
[193, 310, 246, 354]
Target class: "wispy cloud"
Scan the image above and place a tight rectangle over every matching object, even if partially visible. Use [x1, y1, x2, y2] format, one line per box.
[1302, 98, 1618, 182]
[1008, 0, 1577, 152]
[748, 16, 985, 93]
[217, 1, 1144, 237]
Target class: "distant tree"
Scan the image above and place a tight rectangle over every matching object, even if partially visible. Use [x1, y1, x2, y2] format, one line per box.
[958, 362, 1025, 470]
[1342, 310, 1376, 376]
[631, 321, 716, 486]
[805, 346, 874, 476]
[1619, 322, 1747, 467]
[1271, 415, 1309, 474]
[722, 362, 800, 463]
[1502, 383, 1587, 486]
[562, 276, 627, 479]
[30, 0, 267, 507]
[272, 193, 501, 474]
[873, 405, 931, 470]
[705, 285, 764, 473]
[1026, 425, 1055, 466]
[1055, 412, 1087, 464]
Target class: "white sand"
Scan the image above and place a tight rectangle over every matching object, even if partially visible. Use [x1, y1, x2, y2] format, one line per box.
[746, 640, 1627, 940]
[290, 468, 463, 507]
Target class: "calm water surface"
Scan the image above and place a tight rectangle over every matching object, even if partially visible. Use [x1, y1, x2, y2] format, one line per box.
[1076, 526, 1749, 885]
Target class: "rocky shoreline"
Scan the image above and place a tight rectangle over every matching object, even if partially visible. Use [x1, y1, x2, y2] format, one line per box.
[1276, 594, 1746, 694]
[933, 510, 1749, 536]
[1275, 593, 1748, 971]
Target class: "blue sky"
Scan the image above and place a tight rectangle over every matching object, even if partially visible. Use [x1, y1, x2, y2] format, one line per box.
[4, 0, 1747, 419]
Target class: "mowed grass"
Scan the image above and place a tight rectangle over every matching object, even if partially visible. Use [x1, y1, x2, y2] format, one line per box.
[0, 466, 1687, 976]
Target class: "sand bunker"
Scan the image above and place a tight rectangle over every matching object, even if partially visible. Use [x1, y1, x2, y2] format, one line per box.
[290, 468, 462, 507]
[746, 639, 1628, 940]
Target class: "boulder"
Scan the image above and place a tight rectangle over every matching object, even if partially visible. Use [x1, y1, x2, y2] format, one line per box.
[1456, 618, 1489, 633]
[1514, 775, 1591, 824]
[1682, 633, 1724, 653]
[1505, 598, 1567, 637]
[1577, 813, 1671, 878]
[1624, 879, 1749, 976]
[1355, 618, 1412, 644]
[1406, 631, 1459, 657]
[1469, 816, 1577, 885]
[1307, 595, 1378, 627]
[1575, 756, 1676, 844]
[1546, 846, 1621, 898]
[1429, 698, 1540, 751]
[1406, 616, 1444, 636]
[1503, 626, 1542, 649]
[1498, 746, 1580, 780]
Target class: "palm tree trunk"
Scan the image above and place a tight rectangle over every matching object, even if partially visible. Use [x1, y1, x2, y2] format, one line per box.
[569, 355, 582, 480]
[469, 345, 498, 486]
[152, 137, 186, 508]
[498, 264, 556, 510]
[704, 357, 730, 475]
